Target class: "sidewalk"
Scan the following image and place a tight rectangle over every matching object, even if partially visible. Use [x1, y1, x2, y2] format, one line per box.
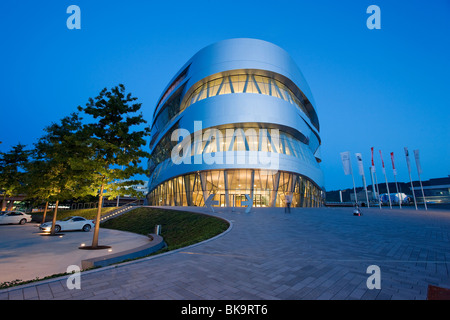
[1, 206, 449, 300]
[0, 223, 150, 284]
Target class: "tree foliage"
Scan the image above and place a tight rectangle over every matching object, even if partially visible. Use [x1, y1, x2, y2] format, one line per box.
[0, 143, 29, 210]
[77, 84, 150, 247]
[31, 112, 95, 201]
[0, 84, 150, 242]
[78, 84, 150, 198]
[29, 112, 94, 233]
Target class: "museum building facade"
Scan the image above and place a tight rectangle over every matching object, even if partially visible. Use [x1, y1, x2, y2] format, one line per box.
[147, 38, 325, 208]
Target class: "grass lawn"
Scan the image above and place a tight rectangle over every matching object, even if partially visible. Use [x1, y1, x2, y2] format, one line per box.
[101, 207, 230, 251]
[0, 206, 229, 289]
[32, 206, 229, 254]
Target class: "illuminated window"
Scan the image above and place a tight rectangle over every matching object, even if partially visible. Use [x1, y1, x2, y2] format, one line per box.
[151, 70, 319, 144]
[147, 169, 323, 208]
[182, 72, 316, 128]
[150, 125, 319, 170]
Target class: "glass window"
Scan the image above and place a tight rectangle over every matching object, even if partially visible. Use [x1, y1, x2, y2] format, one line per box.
[153, 71, 320, 142]
[151, 124, 319, 178]
[148, 169, 323, 208]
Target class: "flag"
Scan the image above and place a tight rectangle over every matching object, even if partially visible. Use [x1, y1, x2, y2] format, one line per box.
[404, 147, 412, 173]
[379, 150, 386, 174]
[413, 149, 422, 175]
[371, 147, 376, 173]
[371, 147, 375, 166]
[390, 152, 397, 176]
[355, 153, 365, 176]
[340, 151, 351, 175]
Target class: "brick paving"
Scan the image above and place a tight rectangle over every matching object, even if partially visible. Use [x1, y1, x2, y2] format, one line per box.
[1, 206, 449, 300]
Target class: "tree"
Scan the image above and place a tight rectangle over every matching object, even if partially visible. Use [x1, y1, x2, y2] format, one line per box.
[0, 144, 30, 211]
[32, 112, 95, 234]
[24, 157, 54, 223]
[78, 84, 150, 248]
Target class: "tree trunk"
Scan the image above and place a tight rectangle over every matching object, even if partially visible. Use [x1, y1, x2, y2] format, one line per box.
[1, 194, 6, 212]
[50, 200, 59, 235]
[42, 201, 49, 224]
[91, 182, 104, 248]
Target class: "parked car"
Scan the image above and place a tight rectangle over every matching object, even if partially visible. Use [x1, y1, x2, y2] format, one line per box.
[0, 211, 32, 225]
[39, 216, 95, 233]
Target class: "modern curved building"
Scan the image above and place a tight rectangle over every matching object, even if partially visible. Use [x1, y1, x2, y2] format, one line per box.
[147, 38, 325, 208]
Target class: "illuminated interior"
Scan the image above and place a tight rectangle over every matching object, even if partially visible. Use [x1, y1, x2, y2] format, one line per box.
[152, 126, 320, 170]
[150, 70, 320, 147]
[147, 169, 324, 208]
[184, 73, 313, 123]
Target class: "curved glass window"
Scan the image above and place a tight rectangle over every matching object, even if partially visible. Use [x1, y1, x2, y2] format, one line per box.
[150, 71, 319, 148]
[154, 64, 190, 115]
[147, 169, 324, 208]
[183, 73, 316, 128]
[150, 84, 186, 150]
[151, 126, 319, 170]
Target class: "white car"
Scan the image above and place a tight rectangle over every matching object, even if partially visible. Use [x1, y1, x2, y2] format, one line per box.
[0, 211, 32, 225]
[39, 216, 95, 233]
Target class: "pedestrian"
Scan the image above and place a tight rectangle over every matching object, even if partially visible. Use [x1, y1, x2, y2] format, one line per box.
[353, 201, 362, 216]
[285, 193, 292, 213]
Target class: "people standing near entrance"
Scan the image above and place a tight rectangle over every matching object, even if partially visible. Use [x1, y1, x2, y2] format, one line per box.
[285, 193, 292, 213]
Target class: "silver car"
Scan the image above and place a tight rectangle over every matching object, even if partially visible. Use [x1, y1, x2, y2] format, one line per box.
[0, 211, 32, 225]
[39, 216, 95, 233]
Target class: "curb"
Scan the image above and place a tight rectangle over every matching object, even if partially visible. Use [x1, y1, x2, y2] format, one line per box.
[0, 208, 233, 295]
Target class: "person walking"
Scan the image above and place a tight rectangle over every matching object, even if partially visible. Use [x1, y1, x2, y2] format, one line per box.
[285, 193, 292, 213]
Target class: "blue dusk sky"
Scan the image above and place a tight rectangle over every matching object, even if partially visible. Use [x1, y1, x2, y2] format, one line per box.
[0, 0, 449, 191]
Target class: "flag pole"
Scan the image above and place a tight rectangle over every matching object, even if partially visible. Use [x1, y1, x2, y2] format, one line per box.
[371, 147, 382, 209]
[374, 170, 382, 209]
[414, 149, 427, 211]
[369, 165, 376, 203]
[362, 174, 370, 207]
[340, 151, 357, 204]
[417, 174, 427, 211]
[390, 152, 402, 209]
[379, 150, 392, 209]
[393, 172, 402, 209]
[351, 165, 358, 205]
[408, 171, 418, 210]
[404, 147, 418, 210]
[355, 153, 369, 207]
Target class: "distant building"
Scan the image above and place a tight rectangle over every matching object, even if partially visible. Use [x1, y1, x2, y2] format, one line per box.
[103, 180, 148, 207]
[350, 190, 376, 206]
[119, 180, 148, 197]
[327, 176, 450, 205]
[411, 176, 450, 203]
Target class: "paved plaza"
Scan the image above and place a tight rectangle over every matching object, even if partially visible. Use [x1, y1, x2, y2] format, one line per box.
[1, 206, 450, 300]
[0, 224, 150, 284]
